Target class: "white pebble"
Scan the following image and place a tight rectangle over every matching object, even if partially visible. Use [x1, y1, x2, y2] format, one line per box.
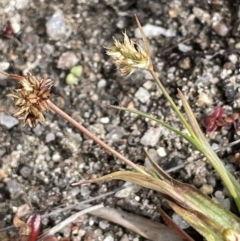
[135, 24, 176, 38]
[135, 87, 150, 103]
[157, 147, 167, 157]
[140, 127, 161, 146]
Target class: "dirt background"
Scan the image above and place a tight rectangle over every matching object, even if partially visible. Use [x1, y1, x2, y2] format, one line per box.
[0, 0, 240, 240]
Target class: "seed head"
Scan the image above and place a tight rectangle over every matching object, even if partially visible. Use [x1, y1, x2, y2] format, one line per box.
[8, 73, 54, 128]
[106, 32, 150, 75]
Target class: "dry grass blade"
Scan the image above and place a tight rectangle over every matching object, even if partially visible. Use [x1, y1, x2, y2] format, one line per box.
[88, 206, 182, 241]
[38, 204, 103, 241]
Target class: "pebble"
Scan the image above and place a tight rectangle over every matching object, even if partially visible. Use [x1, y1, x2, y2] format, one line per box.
[46, 9, 66, 40]
[15, 0, 29, 9]
[228, 54, 238, 64]
[45, 132, 55, 143]
[19, 165, 32, 178]
[7, 179, 25, 198]
[200, 184, 213, 195]
[99, 221, 110, 230]
[178, 43, 192, 52]
[17, 204, 30, 217]
[0, 62, 10, 71]
[120, 234, 129, 241]
[67, 187, 80, 199]
[42, 43, 54, 55]
[33, 124, 43, 136]
[172, 212, 189, 229]
[195, 73, 213, 85]
[100, 117, 110, 124]
[10, 13, 21, 33]
[157, 147, 167, 157]
[81, 184, 90, 197]
[52, 153, 61, 162]
[140, 127, 161, 146]
[103, 235, 114, 241]
[178, 57, 192, 70]
[135, 87, 150, 103]
[0, 112, 19, 129]
[134, 24, 176, 38]
[58, 52, 79, 69]
[212, 22, 228, 36]
[106, 127, 124, 144]
[143, 80, 153, 90]
[98, 79, 107, 89]
[192, 7, 211, 25]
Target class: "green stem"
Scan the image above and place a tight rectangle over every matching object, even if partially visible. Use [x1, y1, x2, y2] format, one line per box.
[109, 105, 201, 150]
[148, 69, 198, 141]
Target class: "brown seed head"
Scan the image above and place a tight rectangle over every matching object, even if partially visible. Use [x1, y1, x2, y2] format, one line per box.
[8, 73, 54, 128]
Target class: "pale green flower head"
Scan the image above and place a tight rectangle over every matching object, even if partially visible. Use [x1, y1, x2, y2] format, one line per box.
[106, 32, 150, 75]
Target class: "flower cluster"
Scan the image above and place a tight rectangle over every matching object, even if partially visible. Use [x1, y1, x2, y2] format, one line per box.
[106, 32, 150, 75]
[8, 73, 53, 128]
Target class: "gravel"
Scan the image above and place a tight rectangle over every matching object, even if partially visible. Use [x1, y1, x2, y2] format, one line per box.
[0, 0, 240, 240]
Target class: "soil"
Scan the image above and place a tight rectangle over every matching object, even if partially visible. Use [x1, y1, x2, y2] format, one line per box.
[0, 0, 240, 240]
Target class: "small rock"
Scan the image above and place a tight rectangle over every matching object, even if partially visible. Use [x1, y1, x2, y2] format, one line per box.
[100, 117, 110, 124]
[15, 0, 29, 9]
[52, 153, 61, 162]
[212, 22, 228, 36]
[193, 7, 211, 25]
[46, 9, 66, 40]
[140, 127, 161, 146]
[45, 132, 55, 143]
[228, 54, 238, 64]
[7, 180, 24, 198]
[172, 212, 189, 229]
[9, 14, 21, 33]
[200, 184, 213, 195]
[106, 127, 124, 144]
[178, 57, 192, 70]
[143, 80, 153, 90]
[103, 235, 114, 241]
[58, 52, 79, 69]
[135, 87, 150, 103]
[157, 147, 167, 157]
[99, 221, 110, 230]
[0, 112, 19, 129]
[0, 62, 10, 71]
[19, 165, 32, 178]
[120, 234, 129, 241]
[67, 187, 80, 199]
[135, 24, 176, 38]
[81, 184, 90, 197]
[33, 124, 43, 136]
[98, 79, 107, 89]
[195, 73, 213, 85]
[17, 204, 30, 218]
[42, 44, 54, 55]
[178, 43, 192, 52]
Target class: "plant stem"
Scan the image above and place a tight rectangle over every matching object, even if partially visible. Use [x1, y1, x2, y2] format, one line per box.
[47, 100, 149, 176]
[108, 104, 200, 150]
[148, 69, 198, 141]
